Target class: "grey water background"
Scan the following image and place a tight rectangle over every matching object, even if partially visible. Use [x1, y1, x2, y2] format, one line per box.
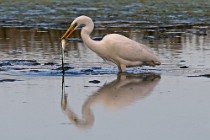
[1, 0, 210, 29]
[1, 0, 210, 140]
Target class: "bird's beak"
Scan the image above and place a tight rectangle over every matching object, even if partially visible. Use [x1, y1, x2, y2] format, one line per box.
[61, 23, 78, 40]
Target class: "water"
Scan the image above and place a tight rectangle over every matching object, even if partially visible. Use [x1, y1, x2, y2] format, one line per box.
[1, 0, 210, 29]
[1, 1, 210, 140]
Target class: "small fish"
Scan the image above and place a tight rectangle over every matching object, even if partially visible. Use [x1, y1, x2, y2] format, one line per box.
[61, 39, 67, 50]
[61, 39, 66, 73]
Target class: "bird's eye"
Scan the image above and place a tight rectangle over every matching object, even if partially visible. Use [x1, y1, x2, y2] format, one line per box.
[73, 23, 78, 28]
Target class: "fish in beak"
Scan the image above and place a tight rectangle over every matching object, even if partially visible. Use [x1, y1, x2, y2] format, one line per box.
[61, 22, 78, 73]
[61, 39, 66, 73]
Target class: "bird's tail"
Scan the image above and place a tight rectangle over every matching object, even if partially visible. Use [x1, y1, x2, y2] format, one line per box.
[153, 60, 161, 65]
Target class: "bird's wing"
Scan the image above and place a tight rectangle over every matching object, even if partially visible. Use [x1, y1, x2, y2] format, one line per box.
[104, 34, 156, 62]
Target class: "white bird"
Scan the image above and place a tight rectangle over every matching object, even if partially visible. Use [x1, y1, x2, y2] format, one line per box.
[61, 15, 161, 73]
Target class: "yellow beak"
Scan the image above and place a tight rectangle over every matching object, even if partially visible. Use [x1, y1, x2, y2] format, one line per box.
[61, 23, 78, 40]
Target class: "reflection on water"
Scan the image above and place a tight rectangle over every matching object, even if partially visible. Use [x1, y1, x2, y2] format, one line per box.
[0, 27, 62, 61]
[61, 73, 161, 129]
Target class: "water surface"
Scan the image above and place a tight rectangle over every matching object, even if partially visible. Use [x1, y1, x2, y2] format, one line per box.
[1, 0, 210, 29]
[1, 1, 210, 140]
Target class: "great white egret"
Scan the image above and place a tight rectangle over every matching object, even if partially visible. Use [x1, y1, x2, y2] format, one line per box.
[61, 15, 161, 72]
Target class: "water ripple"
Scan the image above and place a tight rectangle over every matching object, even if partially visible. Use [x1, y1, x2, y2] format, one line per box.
[0, 1, 210, 29]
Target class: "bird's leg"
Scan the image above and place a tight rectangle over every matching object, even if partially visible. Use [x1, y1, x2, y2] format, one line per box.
[118, 65, 122, 73]
[118, 64, 126, 73]
[117, 72, 127, 81]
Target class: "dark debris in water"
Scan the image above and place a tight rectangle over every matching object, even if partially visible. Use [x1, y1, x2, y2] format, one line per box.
[81, 69, 94, 72]
[44, 62, 58, 66]
[89, 80, 101, 84]
[180, 60, 186, 63]
[187, 74, 210, 78]
[29, 70, 40, 73]
[91, 67, 102, 70]
[12, 68, 27, 70]
[180, 66, 189, 69]
[54, 66, 74, 71]
[0, 79, 22, 83]
[199, 74, 210, 78]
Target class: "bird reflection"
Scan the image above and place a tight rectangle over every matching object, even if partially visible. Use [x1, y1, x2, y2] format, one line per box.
[61, 73, 161, 129]
[61, 74, 94, 129]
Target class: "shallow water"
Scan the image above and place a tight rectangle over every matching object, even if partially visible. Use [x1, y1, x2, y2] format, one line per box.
[1, 26, 210, 76]
[1, 25, 210, 140]
[1, 1, 210, 140]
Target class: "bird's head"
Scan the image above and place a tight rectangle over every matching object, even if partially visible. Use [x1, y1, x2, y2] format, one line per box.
[61, 16, 94, 50]
[61, 22, 78, 41]
[61, 15, 92, 40]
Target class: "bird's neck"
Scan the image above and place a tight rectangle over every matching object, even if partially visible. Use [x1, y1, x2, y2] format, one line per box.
[81, 28, 103, 55]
